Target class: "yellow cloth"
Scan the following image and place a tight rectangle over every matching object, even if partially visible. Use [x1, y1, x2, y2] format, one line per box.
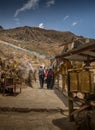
[13, 60, 18, 68]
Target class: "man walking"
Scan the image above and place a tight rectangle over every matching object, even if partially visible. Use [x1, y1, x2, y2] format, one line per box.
[38, 65, 45, 88]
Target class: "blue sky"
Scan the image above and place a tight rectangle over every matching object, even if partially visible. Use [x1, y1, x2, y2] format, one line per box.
[0, 0, 95, 38]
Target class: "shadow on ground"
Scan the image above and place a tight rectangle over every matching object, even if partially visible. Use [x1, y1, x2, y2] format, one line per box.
[54, 88, 68, 107]
[52, 116, 76, 130]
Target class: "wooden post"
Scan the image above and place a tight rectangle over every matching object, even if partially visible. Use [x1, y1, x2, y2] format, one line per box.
[68, 98, 74, 121]
[62, 74, 65, 91]
[62, 74, 67, 92]
[55, 74, 59, 87]
[67, 73, 74, 121]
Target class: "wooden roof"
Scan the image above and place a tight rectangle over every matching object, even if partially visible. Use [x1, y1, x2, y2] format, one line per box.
[55, 42, 95, 63]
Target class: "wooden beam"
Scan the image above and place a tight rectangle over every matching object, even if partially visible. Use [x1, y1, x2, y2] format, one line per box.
[55, 43, 95, 62]
[79, 53, 95, 59]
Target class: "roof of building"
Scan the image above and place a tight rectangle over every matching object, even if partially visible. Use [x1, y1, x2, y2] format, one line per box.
[55, 42, 95, 63]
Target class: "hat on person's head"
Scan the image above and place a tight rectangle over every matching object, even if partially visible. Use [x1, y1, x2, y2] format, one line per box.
[49, 66, 52, 70]
[42, 64, 45, 68]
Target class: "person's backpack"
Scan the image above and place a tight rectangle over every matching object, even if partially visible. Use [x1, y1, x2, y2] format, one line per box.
[39, 68, 45, 77]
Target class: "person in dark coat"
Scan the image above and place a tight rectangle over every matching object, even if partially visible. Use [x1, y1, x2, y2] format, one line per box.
[38, 66, 45, 88]
[47, 67, 54, 89]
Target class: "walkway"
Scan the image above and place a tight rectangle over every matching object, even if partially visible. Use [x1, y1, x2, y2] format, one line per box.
[0, 81, 77, 130]
[0, 82, 68, 111]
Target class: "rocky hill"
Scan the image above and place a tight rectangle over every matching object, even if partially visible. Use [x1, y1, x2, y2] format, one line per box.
[0, 26, 95, 66]
[0, 26, 79, 56]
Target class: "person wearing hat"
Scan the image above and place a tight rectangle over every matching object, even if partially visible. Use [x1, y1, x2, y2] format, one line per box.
[38, 65, 45, 88]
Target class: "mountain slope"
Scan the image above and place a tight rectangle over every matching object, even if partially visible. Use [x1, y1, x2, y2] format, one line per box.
[0, 26, 76, 56]
[0, 26, 95, 57]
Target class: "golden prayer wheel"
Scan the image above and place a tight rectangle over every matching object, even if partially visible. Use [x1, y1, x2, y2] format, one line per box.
[69, 70, 94, 94]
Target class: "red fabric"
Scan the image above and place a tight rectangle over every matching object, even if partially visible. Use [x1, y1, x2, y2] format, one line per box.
[45, 70, 49, 77]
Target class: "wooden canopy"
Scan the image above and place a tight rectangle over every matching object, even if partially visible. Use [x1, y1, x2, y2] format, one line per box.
[55, 42, 95, 63]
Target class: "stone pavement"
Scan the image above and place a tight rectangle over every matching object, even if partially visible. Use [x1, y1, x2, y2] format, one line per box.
[0, 111, 76, 130]
[0, 82, 68, 112]
[0, 82, 77, 130]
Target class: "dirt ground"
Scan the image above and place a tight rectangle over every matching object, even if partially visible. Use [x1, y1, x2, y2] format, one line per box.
[0, 111, 76, 130]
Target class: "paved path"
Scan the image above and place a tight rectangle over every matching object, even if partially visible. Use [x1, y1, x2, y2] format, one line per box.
[0, 111, 76, 130]
[0, 82, 68, 112]
[0, 83, 76, 130]
[0, 76, 77, 130]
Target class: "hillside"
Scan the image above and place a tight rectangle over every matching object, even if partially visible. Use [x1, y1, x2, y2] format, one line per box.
[0, 26, 78, 56]
[0, 25, 95, 66]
